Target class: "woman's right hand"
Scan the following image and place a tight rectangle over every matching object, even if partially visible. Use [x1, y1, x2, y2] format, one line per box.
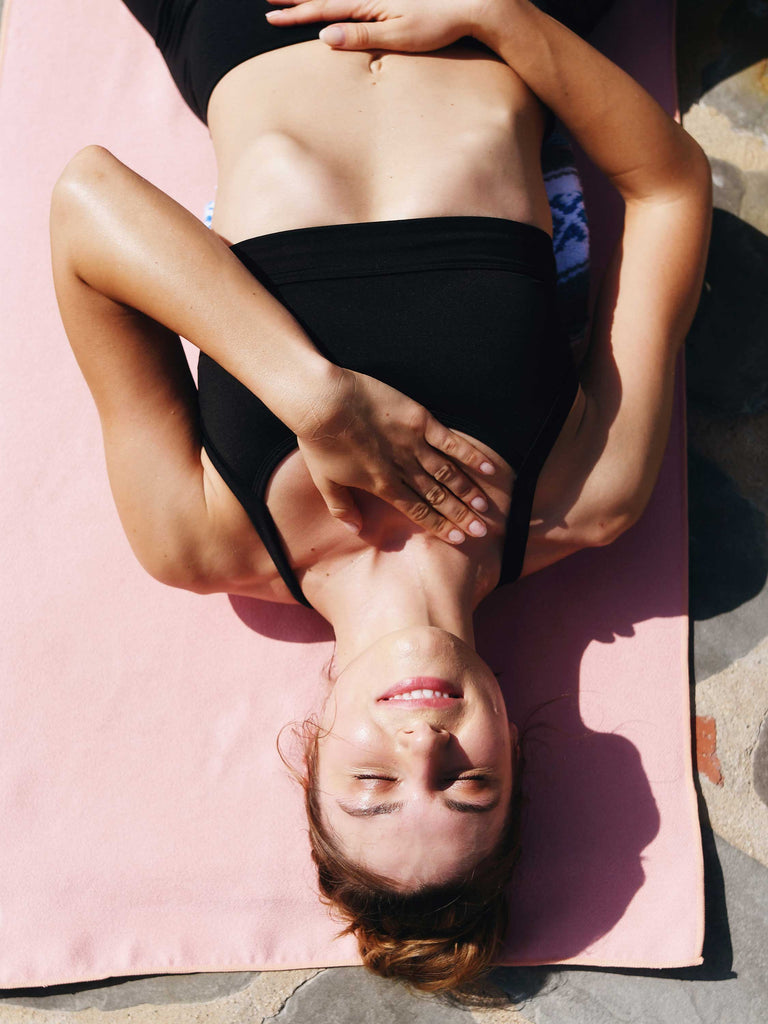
[294, 368, 496, 543]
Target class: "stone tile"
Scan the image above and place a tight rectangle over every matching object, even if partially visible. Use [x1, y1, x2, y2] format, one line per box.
[273, 968, 474, 1024]
[703, 61, 768, 147]
[694, 635, 768, 866]
[687, 408, 768, 517]
[685, 208, 768, 418]
[0, 974, 256, 1012]
[692, 577, 768, 684]
[741, 169, 768, 234]
[684, 101, 768, 173]
[469, 1003, 534, 1024]
[489, 837, 768, 1024]
[709, 156, 746, 215]
[687, 450, 768, 678]
[695, 715, 724, 785]
[751, 715, 768, 807]
[0, 971, 318, 1024]
[678, 0, 768, 116]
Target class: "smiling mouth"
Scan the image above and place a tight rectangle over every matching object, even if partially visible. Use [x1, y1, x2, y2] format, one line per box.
[377, 677, 463, 704]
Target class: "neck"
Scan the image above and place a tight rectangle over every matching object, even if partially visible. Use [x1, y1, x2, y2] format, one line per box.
[308, 533, 484, 672]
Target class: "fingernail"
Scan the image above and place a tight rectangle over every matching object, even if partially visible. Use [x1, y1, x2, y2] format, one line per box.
[265, 10, 280, 19]
[341, 521, 360, 534]
[480, 461, 495, 475]
[470, 496, 488, 512]
[319, 25, 345, 45]
[448, 529, 465, 544]
[468, 520, 487, 537]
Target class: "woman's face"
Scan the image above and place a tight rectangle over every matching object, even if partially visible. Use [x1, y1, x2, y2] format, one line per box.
[315, 627, 517, 890]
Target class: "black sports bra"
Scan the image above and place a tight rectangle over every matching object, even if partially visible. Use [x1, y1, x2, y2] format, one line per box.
[122, 0, 494, 124]
[197, 217, 579, 607]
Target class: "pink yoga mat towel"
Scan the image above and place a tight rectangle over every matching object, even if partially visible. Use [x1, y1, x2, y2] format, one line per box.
[0, 0, 703, 986]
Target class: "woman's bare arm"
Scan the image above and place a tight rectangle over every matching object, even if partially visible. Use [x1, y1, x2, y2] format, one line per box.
[271, 0, 712, 558]
[470, 1, 712, 560]
[52, 146, 494, 545]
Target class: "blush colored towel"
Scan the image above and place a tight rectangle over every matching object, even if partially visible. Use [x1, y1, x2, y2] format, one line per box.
[0, 0, 702, 986]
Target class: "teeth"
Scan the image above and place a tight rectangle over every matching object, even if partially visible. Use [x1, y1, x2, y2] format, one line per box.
[386, 689, 453, 700]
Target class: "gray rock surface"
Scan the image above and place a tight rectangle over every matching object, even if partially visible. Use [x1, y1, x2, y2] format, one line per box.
[710, 156, 746, 215]
[703, 61, 768, 147]
[753, 716, 768, 808]
[0, 973, 256, 1012]
[687, 450, 768, 678]
[741, 170, 768, 235]
[491, 836, 768, 1024]
[685, 209, 768, 418]
[273, 969, 474, 1024]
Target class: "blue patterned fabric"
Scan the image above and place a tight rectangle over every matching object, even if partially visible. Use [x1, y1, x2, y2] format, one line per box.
[542, 128, 591, 348]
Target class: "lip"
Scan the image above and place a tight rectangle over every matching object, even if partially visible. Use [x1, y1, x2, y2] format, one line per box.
[377, 676, 463, 704]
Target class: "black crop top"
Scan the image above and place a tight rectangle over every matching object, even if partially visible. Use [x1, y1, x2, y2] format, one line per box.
[197, 217, 579, 607]
[119, 3, 580, 608]
[122, 0, 494, 124]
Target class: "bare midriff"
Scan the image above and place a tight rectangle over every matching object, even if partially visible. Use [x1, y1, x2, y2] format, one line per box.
[206, 39, 553, 243]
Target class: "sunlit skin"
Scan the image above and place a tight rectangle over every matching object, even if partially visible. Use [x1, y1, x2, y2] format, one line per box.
[49, 0, 711, 904]
[315, 626, 518, 889]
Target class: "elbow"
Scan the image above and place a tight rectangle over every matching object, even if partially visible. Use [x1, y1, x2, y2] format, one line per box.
[142, 555, 213, 594]
[135, 540, 225, 595]
[672, 132, 713, 209]
[51, 145, 119, 223]
[686, 136, 714, 206]
[583, 500, 645, 549]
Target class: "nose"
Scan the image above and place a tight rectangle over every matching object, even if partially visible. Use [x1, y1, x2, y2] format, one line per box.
[395, 722, 450, 778]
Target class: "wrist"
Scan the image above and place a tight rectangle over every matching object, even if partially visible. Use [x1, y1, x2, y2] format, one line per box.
[470, 0, 535, 54]
[286, 362, 356, 440]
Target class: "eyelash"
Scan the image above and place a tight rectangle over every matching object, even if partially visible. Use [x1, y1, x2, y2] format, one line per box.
[353, 773, 490, 783]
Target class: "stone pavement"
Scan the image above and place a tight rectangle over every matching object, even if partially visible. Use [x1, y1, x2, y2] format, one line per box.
[1, 0, 767, 1021]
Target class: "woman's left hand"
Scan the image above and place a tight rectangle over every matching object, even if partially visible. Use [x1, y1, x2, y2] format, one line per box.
[264, 0, 482, 53]
[294, 368, 494, 543]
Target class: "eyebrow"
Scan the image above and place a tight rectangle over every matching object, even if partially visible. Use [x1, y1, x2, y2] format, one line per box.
[337, 794, 501, 818]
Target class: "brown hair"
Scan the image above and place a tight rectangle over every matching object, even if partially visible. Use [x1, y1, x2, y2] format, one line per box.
[290, 719, 521, 993]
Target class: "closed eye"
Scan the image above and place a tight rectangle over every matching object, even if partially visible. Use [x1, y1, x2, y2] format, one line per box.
[442, 772, 493, 785]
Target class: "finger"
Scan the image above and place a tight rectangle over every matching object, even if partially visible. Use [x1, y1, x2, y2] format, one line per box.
[265, 3, 404, 51]
[264, 0, 359, 26]
[423, 420, 496, 477]
[317, 21, 404, 50]
[382, 485, 461, 544]
[408, 466, 487, 538]
[380, 483, 471, 546]
[418, 450, 491, 517]
[318, 480, 362, 534]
